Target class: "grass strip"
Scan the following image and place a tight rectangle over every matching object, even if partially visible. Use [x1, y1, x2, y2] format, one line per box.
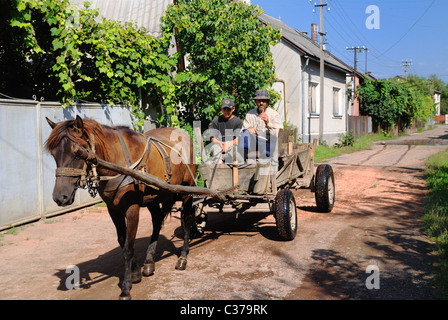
[314, 133, 393, 163]
[424, 150, 448, 298]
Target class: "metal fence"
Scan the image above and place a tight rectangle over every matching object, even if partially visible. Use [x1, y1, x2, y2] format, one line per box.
[0, 98, 133, 230]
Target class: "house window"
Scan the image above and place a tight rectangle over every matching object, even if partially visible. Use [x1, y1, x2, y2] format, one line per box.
[309, 82, 319, 114]
[333, 87, 341, 116]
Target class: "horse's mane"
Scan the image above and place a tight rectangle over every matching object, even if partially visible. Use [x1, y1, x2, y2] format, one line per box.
[45, 118, 110, 159]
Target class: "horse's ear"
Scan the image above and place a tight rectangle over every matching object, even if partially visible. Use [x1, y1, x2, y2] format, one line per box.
[72, 115, 84, 137]
[46, 117, 57, 129]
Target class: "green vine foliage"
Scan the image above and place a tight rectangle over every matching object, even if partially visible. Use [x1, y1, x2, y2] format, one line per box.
[10, 0, 180, 128]
[161, 0, 281, 128]
[357, 78, 434, 133]
[8, 0, 281, 130]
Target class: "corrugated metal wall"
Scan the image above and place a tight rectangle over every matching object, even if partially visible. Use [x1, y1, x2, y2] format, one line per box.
[0, 99, 133, 230]
[70, 0, 173, 38]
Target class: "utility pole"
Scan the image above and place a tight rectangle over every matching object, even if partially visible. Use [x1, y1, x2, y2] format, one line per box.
[429, 79, 434, 127]
[364, 47, 368, 74]
[312, 0, 328, 144]
[346, 46, 368, 74]
[346, 46, 367, 115]
[402, 60, 412, 80]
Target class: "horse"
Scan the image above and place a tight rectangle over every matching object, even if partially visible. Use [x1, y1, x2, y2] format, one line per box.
[45, 115, 196, 300]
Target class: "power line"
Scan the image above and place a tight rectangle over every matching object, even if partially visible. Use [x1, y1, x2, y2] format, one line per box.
[378, 0, 436, 56]
[324, 1, 437, 79]
[325, 1, 399, 68]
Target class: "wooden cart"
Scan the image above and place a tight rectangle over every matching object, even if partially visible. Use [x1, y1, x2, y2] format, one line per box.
[193, 131, 335, 241]
[73, 129, 335, 241]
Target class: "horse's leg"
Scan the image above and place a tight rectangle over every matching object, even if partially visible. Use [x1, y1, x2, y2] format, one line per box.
[143, 203, 165, 277]
[107, 205, 126, 248]
[176, 196, 194, 270]
[119, 203, 141, 300]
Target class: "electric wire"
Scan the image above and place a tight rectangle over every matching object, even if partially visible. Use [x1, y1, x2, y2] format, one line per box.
[377, 0, 435, 56]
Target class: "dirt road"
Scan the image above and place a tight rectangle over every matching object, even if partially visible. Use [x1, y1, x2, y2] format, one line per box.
[1, 126, 448, 300]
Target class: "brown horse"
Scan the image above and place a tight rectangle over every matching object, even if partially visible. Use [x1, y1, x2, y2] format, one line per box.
[45, 116, 196, 300]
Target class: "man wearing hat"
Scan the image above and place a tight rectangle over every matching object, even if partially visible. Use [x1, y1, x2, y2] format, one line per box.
[208, 98, 243, 163]
[240, 89, 283, 176]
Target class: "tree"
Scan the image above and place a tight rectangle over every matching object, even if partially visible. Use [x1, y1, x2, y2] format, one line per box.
[427, 74, 448, 115]
[357, 78, 433, 133]
[406, 74, 447, 116]
[161, 0, 281, 128]
[1, 0, 59, 100]
[5, 0, 281, 130]
[6, 0, 180, 128]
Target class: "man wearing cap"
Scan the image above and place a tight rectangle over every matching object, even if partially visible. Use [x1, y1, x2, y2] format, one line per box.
[208, 98, 243, 163]
[240, 89, 283, 174]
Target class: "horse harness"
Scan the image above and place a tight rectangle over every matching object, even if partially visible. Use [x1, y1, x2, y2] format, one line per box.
[101, 130, 173, 192]
[56, 129, 183, 198]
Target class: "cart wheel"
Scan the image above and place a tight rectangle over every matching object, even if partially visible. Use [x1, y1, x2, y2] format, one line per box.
[314, 164, 335, 212]
[274, 189, 298, 241]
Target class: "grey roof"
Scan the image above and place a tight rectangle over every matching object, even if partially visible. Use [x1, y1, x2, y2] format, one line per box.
[259, 13, 352, 74]
[70, 0, 173, 38]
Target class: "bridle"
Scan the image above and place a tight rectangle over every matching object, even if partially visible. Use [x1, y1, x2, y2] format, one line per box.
[55, 163, 90, 188]
[55, 130, 154, 198]
[55, 133, 101, 197]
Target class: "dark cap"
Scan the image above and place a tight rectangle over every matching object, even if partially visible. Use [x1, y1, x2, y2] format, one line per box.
[253, 89, 270, 100]
[221, 98, 234, 109]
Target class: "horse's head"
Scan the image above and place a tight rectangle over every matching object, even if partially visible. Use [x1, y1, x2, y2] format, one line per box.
[45, 116, 92, 206]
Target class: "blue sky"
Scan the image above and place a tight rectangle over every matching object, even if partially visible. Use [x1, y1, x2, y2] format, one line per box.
[252, 0, 448, 81]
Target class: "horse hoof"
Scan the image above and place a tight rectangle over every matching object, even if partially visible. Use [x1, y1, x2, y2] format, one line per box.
[132, 269, 142, 283]
[143, 263, 155, 277]
[119, 294, 132, 300]
[175, 257, 187, 270]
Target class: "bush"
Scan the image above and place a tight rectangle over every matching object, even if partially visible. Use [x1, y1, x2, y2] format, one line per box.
[337, 131, 355, 147]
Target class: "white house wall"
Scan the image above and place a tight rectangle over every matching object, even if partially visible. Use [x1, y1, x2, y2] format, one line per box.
[271, 41, 348, 145]
[305, 60, 347, 145]
[271, 41, 303, 130]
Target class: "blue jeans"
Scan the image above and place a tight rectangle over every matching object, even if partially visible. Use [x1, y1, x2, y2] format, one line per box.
[239, 129, 274, 160]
